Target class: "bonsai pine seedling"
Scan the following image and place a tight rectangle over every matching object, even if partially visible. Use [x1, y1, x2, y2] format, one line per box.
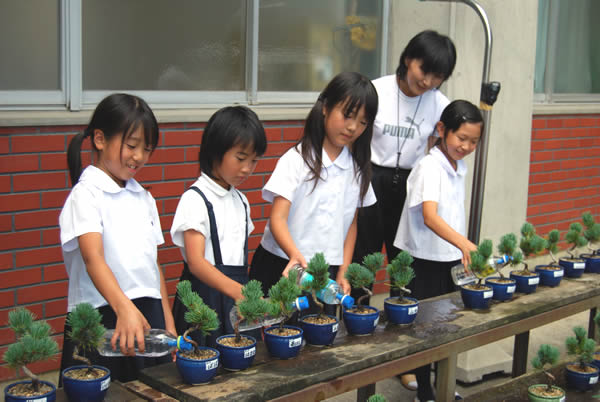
[3, 308, 59, 395]
[497, 233, 524, 276]
[582, 212, 600, 254]
[65, 303, 107, 378]
[268, 270, 303, 333]
[176, 280, 220, 357]
[565, 326, 596, 371]
[386, 251, 416, 303]
[367, 394, 387, 402]
[303, 252, 332, 320]
[518, 223, 545, 273]
[564, 222, 588, 259]
[233, 280, 270, 343]
[345, 252, 384, 312]
[469, 239, 496, 287]
[530, 344, 560, 394]
[544, 229, 561, 266]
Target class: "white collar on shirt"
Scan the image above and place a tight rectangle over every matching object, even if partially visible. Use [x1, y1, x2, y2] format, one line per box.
[198, 173, 236, 198]
[80, 165, 145, 193]
[429, 146, 467, 177]
[322, 145, 353, 170]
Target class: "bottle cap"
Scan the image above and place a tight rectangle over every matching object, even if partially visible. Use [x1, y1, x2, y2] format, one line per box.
[339, 294, 355, 309]
[295, 296, 309, 311]
[177, 336, 193, 351]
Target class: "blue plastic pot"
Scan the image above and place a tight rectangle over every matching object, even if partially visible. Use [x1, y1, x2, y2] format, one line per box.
[581, 253, 600, 273]
[485, 278, 516, 301]
[384, 297, 418, 325]
[535, 265, 564, 287]
[176, 347, 219, 384]
[559, 258, 586, 278]
[343, 306, 379, 335]
[216, 334, 256, 371]
[460, 285, 493, 309]
[264, 325, 303, 359]
[510, 271, 540, 294]
[62, 365, 110, 402]
[4, 380, 56, 402]
[565, 362, 599, 391]
[299, 314, 338, 346]
[592, 352, 600, 371]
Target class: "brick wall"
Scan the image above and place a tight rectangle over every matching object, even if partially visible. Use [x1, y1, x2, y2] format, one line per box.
[527, 114, 600, 244]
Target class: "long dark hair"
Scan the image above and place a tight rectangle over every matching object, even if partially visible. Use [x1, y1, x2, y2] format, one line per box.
[66, 93, 159, 185]
[396, 30, 456, 84]
[298, 71, 378, 201]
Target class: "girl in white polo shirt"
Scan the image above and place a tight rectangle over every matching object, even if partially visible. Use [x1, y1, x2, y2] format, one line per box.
[170, 106, 266, 347]
[59, 94, 175, 383]
[394, 100, 483, 402]
[249, 72, 378, 311]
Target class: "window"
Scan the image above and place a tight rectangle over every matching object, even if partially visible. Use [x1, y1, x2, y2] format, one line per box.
[534, 0, 600, 103]
[0, 0, 387, 110]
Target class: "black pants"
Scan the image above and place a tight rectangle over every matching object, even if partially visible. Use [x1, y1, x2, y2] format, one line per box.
[59, 297, 171, 385]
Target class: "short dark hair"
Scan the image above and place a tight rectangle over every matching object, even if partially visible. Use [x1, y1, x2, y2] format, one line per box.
[440, 99, 484, 134]
[199, 106, 267, 176]
[396, 30, 457, 83]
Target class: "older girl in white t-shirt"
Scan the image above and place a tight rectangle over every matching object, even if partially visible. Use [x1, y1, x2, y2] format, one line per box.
[249, 72, 378, 304]
[394, 99, 483, 402]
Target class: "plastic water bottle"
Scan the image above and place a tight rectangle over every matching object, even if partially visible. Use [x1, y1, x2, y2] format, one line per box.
[229, 296, 310, 332]
[451, 255, 511, 286]
[97, 329, 193, 357]
[289, 265, 355, 309]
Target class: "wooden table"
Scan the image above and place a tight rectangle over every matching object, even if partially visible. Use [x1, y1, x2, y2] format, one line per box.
[138, 274, 600, 401]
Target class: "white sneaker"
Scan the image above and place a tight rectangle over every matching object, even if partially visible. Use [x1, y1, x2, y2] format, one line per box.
[413, 398, 434, 402]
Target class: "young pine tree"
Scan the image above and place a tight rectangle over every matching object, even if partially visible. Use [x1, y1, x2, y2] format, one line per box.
[470, 239, 496, 287]
[519, 223, 545, 272]
[303, 252, 331, 319]
[566, 326, 595, 370]
[582, 212, 600, 254]
[345, 252, 384, 310]
[544, 229, 561, 266]
[3, 309, 59, 393]
[66, 303, 106, 375]
[497, 233, 524, 276]
[386, 251, 416, 303]
[531, 344, 560, 392]
[176, 280, 220, 355]
[268, 270, 303, 333]
[234, 280, 270, 343]
[565, 222, 587, 259]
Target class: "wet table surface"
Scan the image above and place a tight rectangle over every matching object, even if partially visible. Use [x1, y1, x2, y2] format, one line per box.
[139, 274, 600, 401]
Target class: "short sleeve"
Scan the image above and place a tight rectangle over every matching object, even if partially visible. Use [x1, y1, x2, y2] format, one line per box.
[406, 158, 441, 208]
[146, 191, 165, 246]
[170, 190, 210, 248]
[359, 182, 377, 208]
[59, 186, 103, 252]
[262, 148, 303, 203]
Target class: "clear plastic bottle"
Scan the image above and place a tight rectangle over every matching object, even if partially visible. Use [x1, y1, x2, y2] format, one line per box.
[289, 265, 355, 309]
[97, 328, 193, 357]
[229, 296, 310, 332]
[451, 255, 511, 286]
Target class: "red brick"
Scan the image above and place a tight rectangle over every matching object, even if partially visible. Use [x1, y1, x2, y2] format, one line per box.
[184, 146, 201, 162]
[238, 175, 263, 191]
[531, 119, 546, 129]
[0, 268, 42, 289]
[529, 172, 552, 184]
[148, 181, 185, 198]
[0, 327, 16, 346]
[40, 125, 84, 133]
[164, 263, 183, 280]
[164, 198, 180, 214]
[254, 158, 277, 174]
[135, 165, 163, 182]
[0, 304, 44, 326]
[265, 142, 294, 158]
[265, 128, 283, 142]
[0, 175, 10, 193]
[0, 154, 38, 173]
[149, 148, 186, 164]
[159, 215, 174, 232]
[40, 153, 68, 171]
[0, 365, 17, 382]
[45, 299, 67, 318]
[563, 118, 580, 128]
[372, 281, 388, 295]
[375, 269, 387, 282]
[15, 246, 62, 268]
[44, 264, 68, 282]
[163, 130, 203, 146]
[546, 119, 564, 129]
[164, 164, 197, 180]
[283, 127, 303, 141]
[26, 353, 61, 374]
[158, 247, 182, 264]
[12, 135, 65, 153]
[532, 130, 558, 140]
[0, 231, 40, 251]
[17, 281, 68, 304]
[530, 151, 554, 162]
[13, 172, 67, 192]
[244, 190, 264, 205]
[0, 253, 11, 270]
[250, 205, 263, 220]
[0, 126, 37, 135]
[530, 141, 545, 152]
[248, 236, 261, 251]
[0, 137, 9, 154]
[41, 190, 70, 209]
[0, 290, 13, 308]
[42, 228, 60, 246]
[253, 220, 267, 234]
[14, 210, 60, 230]
[0, 215, 11, 232]
[166, 279, 178, 296]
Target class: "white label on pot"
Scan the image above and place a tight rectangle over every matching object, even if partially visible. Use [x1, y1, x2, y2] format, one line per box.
[483, 291, 493, 299]
[554, 270, 564, 277]
[244, 347, 256, 358]
[374, 317, 379, 327]
[559, 397, 565, 402]
[101, 377, 110, 391]
[507, 286, 516, 293]
[27, 399, 46, 402]
[206, 359, 218, 370]
[574, 262, 585, 269]
[289, 338, 302, 347]
[528, 277, 540, 285]
[590, 375, 599, 384]
[408, 306, 418, 315]
[332, 323, 339, 333]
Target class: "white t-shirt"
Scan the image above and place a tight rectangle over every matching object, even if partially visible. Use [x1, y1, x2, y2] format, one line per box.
[370, 74, 449, 169]
[170, 174, 253, 265]
[60, 165, 164, 311]
[260, 145, 377, 265]
[394, 146, 466, 262]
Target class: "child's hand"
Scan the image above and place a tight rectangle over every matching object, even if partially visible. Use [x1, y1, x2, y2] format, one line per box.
[282, 254, 307, 277]
[336, 277, 351, 295]
[112, 301, 151, 356]
[460, 240, 478, 266]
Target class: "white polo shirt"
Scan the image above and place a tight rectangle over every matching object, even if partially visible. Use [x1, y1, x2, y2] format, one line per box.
[60, 165, 164, 312]
[170, 174, 253, 266]
[260, 145, 376, 265]
[394, 146, 466, 262]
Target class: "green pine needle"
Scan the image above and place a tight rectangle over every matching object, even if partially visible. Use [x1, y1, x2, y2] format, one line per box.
[304, 253, 330, 293]
[471, 239, 496, 281]
[176, 280, 220, 336]
[237, 280, 270, 324]
[362, 252, 385, 275]
[66, 303, 106, 355]
[345, 263, 375, 289]
[268, 271, 302, 319]
[386, 251, 415, 293]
